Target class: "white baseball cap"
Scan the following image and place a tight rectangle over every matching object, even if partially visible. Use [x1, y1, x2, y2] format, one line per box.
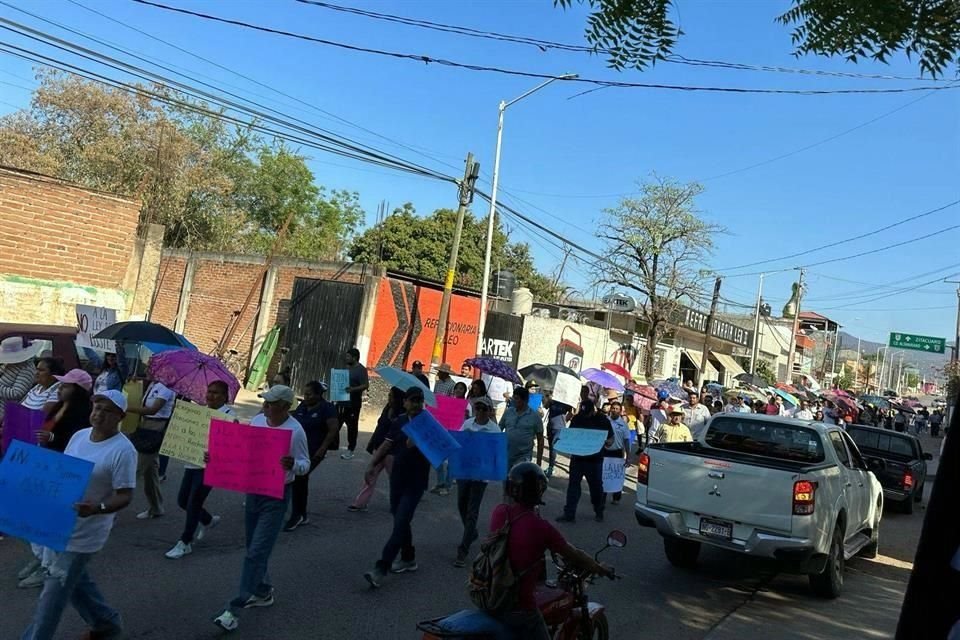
[93, 389, 128, 414]
[259, 385, 295, 404]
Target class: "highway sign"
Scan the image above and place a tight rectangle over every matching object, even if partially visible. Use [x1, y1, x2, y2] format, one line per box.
[888, 332, 945, 354]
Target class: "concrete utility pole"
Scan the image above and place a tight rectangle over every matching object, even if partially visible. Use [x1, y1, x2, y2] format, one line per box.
[431, 153, 480, 372]
[749, 273, 764, 375]
[784, 269, 805, 383]
[699, 277, 722, 385]
[831, 325, 840, 378]
[947, 278, 960, 364]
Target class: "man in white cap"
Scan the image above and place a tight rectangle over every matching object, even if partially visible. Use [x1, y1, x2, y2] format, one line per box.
[0, 336, 42, 426]
[213, 385, 310, 633]
[21, 389, 137, 640]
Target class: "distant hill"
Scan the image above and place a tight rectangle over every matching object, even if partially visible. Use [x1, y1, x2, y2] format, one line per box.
[837, 331, 951, 378]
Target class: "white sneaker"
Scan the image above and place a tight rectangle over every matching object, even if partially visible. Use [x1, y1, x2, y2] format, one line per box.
[196, 515, 221, 541]
[213, 610, 238, 632]
[165, 541, 192, 559]
[136, 510, 163, 520]
[340, 451, 355, 460]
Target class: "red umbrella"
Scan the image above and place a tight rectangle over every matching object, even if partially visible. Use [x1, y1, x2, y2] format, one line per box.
[625, 382, 658, 400]
[601, 362, 632, 380]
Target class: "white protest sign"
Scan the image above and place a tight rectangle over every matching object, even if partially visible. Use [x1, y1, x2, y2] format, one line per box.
[329, 368, 350, 403]
[551, 372, 581, 408]
[602, 456, 625, 493]
[75, 304, 117, 352]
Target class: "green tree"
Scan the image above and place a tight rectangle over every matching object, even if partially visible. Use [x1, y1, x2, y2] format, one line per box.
[594, 176, 724, 380]
[555, 0, 959, 77]
[755, 360, 777, 386]
[348, 205, 565, 301]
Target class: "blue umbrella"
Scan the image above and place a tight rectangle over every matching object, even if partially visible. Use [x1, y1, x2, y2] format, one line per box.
[771, 387, 799, 407]
[375, 366, 437, 407]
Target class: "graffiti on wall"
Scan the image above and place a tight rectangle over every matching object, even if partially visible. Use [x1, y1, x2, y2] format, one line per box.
[367, 279, 480, 369]
[608, 342, 639, 371]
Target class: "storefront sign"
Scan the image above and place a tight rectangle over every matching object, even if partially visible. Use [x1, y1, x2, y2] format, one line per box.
[675, 306, 753, 348]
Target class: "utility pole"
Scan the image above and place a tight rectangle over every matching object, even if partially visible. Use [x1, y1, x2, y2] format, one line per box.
[896, 353, 905, 395]
[699, 277, 722, 386]
[947, 278, 960, 364]
[854, 335, 862, 391]
[831, 325, 840, 378]
[784, 269, 805, 384]
[431, 152, 480, 373]
[749, 273, 764, 375]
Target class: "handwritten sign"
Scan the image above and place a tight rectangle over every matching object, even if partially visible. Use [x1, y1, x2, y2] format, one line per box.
[0, 441, 93, 551]
[75, 304, 117, 352]
[120, 381, 142, 434]
[402, 410, 461, 468]
[204, 419, 291, 499]
[329, 368, 350, 403]
[602, 456, 625, 493]
[426, 395, 469, 430]
[2, 402, 44, 454]
[159, 400, 228, 467]
[447, 431, 508, 482]
[551, 372, 581, 408]
[527, 393, 543, 411]
[553, 428, 607, 456]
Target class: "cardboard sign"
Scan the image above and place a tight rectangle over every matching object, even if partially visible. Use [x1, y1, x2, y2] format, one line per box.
[204, 419, 291, 499]
[551, 372, 581, 408]
[527, 393, 543, 412]
[0, 441, 93, 551]
[426, 395, 469, 431]
[401, 410, 461, 468]
[1, 402, 44, 454]
[602, 456, 626, 493]
[159, 400, 229, 467]
[75, 304, 117, 352]
[447, 431, 508, 482]
[329, 368, 350, 403]
[553, 428, 607, 456]
[120, 381, 142, 434]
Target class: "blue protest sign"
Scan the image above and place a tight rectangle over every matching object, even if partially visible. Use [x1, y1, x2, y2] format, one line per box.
[402, 410, 461, 468]
[553, 428, 608, 456]
[0, 440, 93, 551]
[448, 431, 508, 482]
[527, 393, 543, 411]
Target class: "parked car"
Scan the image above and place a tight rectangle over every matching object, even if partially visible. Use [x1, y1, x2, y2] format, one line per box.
[846, 424, 930, 515]
[635, 413, 884, 599]
[0, 323, 82, 370]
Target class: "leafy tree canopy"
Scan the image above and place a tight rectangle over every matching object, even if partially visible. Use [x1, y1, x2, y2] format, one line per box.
[555, 0, 960, 77]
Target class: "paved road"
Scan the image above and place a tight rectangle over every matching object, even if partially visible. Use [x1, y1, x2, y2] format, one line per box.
[1, 407, 938, 639]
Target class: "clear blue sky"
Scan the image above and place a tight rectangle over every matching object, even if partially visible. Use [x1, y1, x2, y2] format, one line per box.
[1, 0, 958, 347]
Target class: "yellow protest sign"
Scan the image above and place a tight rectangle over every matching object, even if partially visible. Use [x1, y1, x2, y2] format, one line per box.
[159, 399, 228, 467]
[120, 381, 142, 434]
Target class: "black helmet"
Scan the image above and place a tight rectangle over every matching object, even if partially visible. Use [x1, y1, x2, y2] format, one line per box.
[506, 462, 547, 507]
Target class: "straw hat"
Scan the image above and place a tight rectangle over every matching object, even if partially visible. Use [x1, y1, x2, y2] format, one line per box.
[0, 337, 42, 364]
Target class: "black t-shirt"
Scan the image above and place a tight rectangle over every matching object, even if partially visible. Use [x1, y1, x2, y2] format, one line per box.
[292, 399, 337, 454]
[569, 411, 614, 462]
[348, 364, 369, 407]
[386, 413, 431, 492]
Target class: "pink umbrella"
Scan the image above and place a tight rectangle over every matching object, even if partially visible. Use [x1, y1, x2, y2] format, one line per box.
[147, 349, 241, 404]
[601, 362, 632, 380]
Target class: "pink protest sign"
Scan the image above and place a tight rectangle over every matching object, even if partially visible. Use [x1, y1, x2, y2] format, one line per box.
[203, 419, 292, 499]
[427, 396, 469, 431]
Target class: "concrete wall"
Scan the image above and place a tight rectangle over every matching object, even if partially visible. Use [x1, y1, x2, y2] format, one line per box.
[0, 167, 162, 325]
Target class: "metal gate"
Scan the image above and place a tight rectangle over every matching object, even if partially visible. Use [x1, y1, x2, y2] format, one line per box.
[283, 277, 364, 392]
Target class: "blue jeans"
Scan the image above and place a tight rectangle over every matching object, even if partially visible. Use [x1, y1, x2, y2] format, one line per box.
[22, 551, 122, 640]
[227, 485, 291, 615]
[434, 461, 449, 488]
[377, 478, 424, 569]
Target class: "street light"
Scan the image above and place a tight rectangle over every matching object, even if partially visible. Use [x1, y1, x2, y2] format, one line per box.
[476, 73, 578, 356]
[852, 318, 862, 390]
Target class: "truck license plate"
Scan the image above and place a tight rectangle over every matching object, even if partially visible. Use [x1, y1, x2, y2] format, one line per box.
[700, 518, 733, 539]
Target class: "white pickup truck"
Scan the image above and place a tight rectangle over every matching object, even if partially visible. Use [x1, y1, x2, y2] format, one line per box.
[634, 413, 884, 598]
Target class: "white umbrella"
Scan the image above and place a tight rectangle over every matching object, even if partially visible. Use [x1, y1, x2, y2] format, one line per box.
[375, 366, 437, 407]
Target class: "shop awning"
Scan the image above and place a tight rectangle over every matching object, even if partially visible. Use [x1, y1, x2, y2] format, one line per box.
[682, 348, 719, 379]
[710, 351, 746, 378]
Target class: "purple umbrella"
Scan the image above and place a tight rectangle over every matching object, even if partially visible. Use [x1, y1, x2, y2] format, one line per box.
[580, 367, 625, 392]
[147, 349, 241, 404]
[464, 357, 523, 385]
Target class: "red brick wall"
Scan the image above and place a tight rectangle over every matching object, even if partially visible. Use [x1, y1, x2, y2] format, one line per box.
[0, 167, 141, 288]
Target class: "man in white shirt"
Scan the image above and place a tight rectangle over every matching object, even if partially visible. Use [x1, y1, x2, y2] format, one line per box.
[454, 398, 502, 567]
[22, 389, 137, 640]
[724, 396, 752, 414]
[683, 391, 712, 439]
[792, 400, 814, 421]
[125, 378, 176, 518]
[646, 391, 671, 444]
[214, 385, 309, 633]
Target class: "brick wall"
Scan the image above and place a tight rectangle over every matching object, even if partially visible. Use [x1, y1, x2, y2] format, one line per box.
[0, 167, 141, 289]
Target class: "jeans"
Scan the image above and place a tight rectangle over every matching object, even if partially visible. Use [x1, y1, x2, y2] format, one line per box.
[136, 451, 164, 515]
[434, 461, 450, 489]
[457, 480, 487, 558]
[22, 551, 122, 640]
[290, 458, 322, 519]
[377, 478, 424, 569]
[546, 429, 561, 471]
[177, 468, 213, 544]
[227, 485, 291, 616]
[337, 404, 361, 452]
[563, 457, 604, 519]
[352, 456, 392, 509]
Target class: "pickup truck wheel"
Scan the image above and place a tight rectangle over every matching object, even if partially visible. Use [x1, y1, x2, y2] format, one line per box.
[809, 525, 844, 599]
[663, 537, 700, 569]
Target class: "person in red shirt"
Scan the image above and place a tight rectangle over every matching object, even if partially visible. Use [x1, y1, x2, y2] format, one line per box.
[488, 462, 612, 639]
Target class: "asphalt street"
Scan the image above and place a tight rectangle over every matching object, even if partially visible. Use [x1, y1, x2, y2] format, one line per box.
[1, 401, 938, 640]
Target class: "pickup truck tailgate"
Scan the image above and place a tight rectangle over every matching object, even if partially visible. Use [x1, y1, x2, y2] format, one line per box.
[648, 453, 796, 534]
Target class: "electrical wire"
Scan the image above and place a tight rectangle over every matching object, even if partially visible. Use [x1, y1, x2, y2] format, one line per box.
[804, 261, 960, 302]
[818, 273, 960, 310]
[130, 1, 960, 96]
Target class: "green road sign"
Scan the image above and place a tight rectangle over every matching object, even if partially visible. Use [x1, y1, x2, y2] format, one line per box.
[888, 332, 945, 353]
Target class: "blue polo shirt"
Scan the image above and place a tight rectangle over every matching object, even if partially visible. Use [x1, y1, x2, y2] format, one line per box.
[292, 399, 337, 454]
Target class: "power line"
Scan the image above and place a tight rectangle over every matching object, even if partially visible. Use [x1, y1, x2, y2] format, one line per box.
[130, 1, 960, 96]
[820, 273, 960, 310]
[803, 261, 960, 302]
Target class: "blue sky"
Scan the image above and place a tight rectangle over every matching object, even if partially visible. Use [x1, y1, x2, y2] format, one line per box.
[1, 0, 958, 347]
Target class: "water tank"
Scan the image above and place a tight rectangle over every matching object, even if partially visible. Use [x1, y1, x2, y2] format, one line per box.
[494, 270, 515, 300]
[510, 287, 533, 316]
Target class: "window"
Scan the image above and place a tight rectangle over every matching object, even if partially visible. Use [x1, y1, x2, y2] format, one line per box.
[828, 431, 850, 467]
[847, 428, 916, 458]
[704, 417, 825, 463]
[840, 432, 867, 470]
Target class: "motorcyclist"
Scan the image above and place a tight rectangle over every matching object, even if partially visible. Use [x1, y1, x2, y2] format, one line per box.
[488, 462, 613, 640]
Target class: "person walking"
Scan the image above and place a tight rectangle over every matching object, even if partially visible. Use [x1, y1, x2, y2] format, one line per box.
[125, 377, 175, 518]
[37, 369, 93, 453]
[466, 379, 494, 421]
[0, 336, 41, 428]
[92, 352, 123, 394]
[659, 407, 694, 443]
[793, 400, 814, 421]
[164, 381, 233, 560]
[410, 360, 429, 387]
[21, 389, 137, 640]
[213, 385, 310, 632]
[500, 387, 544, 470]
[363, 387, 432, 588]
[683, 391, 712, 439]
[285, 381, 338, 531]
[348, 387, 405, 513]
[433, 363, 456, 397]
[544, 392, 569, 478]
[556, 400, 613, 524]
[604, 401, 630, 505]
[338, 348, 369, 460]
[453, 397, 500, 567]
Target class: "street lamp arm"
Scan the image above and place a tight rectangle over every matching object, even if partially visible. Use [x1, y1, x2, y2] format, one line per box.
[504, 73, 578, 109]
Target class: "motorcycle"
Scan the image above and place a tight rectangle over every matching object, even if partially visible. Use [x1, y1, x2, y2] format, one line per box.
[417, 529, 626, 640]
